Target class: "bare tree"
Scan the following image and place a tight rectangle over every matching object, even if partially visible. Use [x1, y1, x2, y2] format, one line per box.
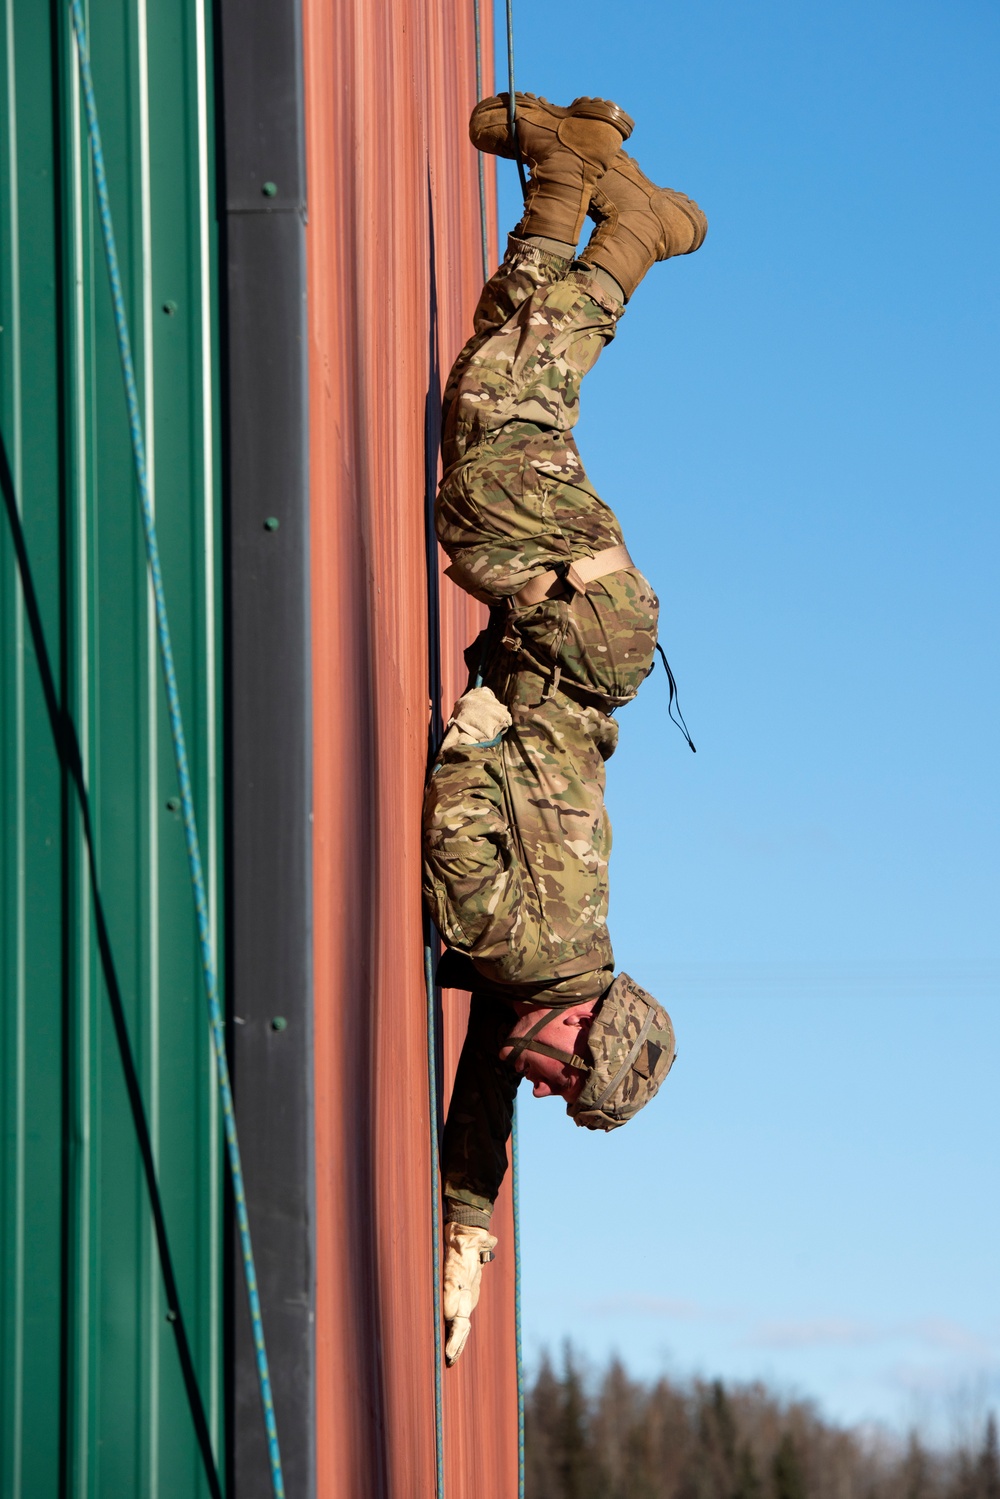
[524, 1350, 990, 1499]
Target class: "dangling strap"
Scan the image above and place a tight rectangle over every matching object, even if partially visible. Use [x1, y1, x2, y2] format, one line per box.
[520, 1038, 590, 1071]
[503, 1007, 589, 1072]
[655, 642, 696, 753]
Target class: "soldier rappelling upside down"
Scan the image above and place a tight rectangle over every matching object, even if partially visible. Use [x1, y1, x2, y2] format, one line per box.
[422, 90, 706, 1363]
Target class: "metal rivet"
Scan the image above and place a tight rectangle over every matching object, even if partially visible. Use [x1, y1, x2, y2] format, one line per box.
[263, 516, 279, 532]
[165, 1309, 177, 1323]
[162, 300, 177, 316]
[166, 796, 181, 812]
[261, 181, 277, 197]
[271, 1016, 288, 1032]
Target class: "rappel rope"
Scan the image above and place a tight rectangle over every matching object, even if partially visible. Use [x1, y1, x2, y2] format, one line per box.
[423, 8, 527, 1493]
[423, 934, 447, 1499]
[473, 0, 490, 284]
[505, 0, 529, 199]
[501, 6, 528, 1494]
[67, 5, 285, 1495]
[425, 30, 449, 1476]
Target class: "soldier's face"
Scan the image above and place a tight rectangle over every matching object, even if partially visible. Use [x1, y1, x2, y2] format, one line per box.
[499, 1009, 592, 1102]
[512, 1047, 585, 1100]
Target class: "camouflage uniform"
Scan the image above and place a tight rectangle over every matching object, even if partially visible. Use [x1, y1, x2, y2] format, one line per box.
[436, 234, 659, 705]
[425, 236, 661, 1223]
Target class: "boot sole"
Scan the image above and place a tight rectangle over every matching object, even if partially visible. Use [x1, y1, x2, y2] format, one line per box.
[470, 91, 634, 158]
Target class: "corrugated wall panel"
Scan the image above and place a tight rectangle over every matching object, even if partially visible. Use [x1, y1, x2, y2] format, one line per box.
[0, 2, 222, 1493]
[303, 0, 519, 1493]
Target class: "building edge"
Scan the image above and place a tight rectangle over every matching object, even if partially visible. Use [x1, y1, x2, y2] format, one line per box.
[216, 0, 316, 1495]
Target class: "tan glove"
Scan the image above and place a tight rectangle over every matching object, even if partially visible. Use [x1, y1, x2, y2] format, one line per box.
[442, 1222, 497, 1365]
[439, 687, 511, 754]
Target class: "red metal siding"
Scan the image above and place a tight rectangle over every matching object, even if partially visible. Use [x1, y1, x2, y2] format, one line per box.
[303, 1, 518, 1493]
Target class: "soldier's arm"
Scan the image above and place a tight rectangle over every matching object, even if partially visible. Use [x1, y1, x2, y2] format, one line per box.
[422, 704, 539, 980]
[441, 994, 515, 1369]
[442, 992, 521, 1229]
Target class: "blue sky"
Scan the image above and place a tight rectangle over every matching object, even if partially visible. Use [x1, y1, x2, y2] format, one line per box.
[491, 0, 1000, 1435]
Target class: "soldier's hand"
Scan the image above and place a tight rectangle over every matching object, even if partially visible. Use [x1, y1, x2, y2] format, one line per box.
[442, 1222, 497, 1365]
[440, 687, 511, 753]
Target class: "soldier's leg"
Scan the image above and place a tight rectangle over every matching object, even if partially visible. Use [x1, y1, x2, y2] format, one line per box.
[442, 261, 621, 466]
[470, 92, 707, 304]
[440, 94, 707, 615]
[437, 263, 625, 608]
[441, 89, 633, 460]
[441, 235, 571, 462]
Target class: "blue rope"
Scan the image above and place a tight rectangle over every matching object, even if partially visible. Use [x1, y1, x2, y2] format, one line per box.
[424, 937, 446, 1499]
[67, 6, 285, 1494]
[511, 1101, 525, 1499]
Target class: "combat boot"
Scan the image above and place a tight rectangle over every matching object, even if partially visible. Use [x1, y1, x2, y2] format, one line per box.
[470, 91, 634, 246]
[581, 151, 707, 301]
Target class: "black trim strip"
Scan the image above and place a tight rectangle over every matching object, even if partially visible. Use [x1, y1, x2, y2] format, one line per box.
[216, 0, 315, 1494]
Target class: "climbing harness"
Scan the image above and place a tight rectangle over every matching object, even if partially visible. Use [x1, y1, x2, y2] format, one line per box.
[513, 543, 635, 608]
[66, 4, 284, 1494]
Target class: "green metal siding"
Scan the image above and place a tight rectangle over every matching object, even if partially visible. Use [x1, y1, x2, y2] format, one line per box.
[1, 3, 222, 1494]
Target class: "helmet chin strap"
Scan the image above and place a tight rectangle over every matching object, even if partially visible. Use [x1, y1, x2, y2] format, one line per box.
[502, 1007, 590, 1073]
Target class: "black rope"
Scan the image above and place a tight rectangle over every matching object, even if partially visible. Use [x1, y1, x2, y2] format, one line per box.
[423, 177, 447, 1495]
[0, 429, 223, 1499]
[473, 0, 490, 282]
[505, 0, 528, 200]
[655, 642, 697, 753]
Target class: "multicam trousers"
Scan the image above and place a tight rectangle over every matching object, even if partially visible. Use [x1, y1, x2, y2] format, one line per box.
[425, 237, 661, 1220]
[436, 235, 659, 704]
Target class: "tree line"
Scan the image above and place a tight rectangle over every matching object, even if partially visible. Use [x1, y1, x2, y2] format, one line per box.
[525, 1348, 1000, 1499]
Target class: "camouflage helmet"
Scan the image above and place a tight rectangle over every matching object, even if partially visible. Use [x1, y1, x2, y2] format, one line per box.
[567, 973, 676, 1131]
